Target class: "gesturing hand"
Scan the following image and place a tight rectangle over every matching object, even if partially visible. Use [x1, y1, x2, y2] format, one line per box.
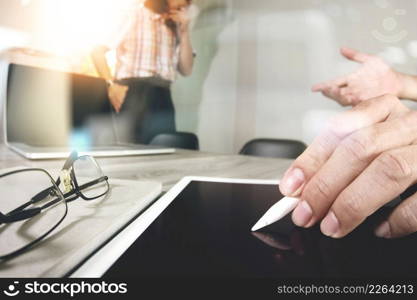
[279, 95, 417, 239]
[312, 48, 403, 106]
[108, 83, 129, 113]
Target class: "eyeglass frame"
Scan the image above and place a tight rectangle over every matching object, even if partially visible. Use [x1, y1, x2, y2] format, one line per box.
[0, 151, 109, 260]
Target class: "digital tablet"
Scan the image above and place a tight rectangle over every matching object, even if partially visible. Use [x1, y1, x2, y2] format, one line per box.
[72, 177, 417, 279]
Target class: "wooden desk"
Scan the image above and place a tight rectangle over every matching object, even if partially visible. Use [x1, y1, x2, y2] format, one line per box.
[0, 145, 292, 191]
[0, 144, 293, 277]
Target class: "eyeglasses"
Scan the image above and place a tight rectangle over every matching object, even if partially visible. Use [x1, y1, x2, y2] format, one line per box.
[0, 151, 109, 260]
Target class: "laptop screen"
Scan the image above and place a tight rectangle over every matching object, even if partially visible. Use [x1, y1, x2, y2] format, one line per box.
[6, 63, 120, 148]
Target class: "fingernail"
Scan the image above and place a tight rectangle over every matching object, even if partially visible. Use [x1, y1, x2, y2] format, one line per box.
[280, 168, 305, 196]
[292, 201, 313, 227]
[375, 221, 391, 239]
[321, 211, 340, 237]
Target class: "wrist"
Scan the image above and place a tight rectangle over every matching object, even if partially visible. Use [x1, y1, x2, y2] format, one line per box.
[396, 72, 416, 100]
[106, 79, 115, 88]
[179, 25, 190, 35]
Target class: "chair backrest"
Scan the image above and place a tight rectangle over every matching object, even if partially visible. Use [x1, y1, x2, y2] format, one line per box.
[149, 132, 199, 150]
[239, 138, 307, 159]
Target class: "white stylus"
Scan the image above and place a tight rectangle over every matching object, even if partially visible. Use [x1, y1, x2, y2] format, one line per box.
[251, 197, 300, 231]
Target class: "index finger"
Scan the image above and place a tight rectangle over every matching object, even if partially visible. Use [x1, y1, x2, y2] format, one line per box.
[340, 47, 372, 64]
[279, 95, 405, 197]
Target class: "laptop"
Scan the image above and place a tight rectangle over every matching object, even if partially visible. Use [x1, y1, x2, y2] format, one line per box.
[2, 63, 175, 159]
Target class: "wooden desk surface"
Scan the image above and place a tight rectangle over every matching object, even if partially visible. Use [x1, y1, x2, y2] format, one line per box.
[0, 145, 292, 191]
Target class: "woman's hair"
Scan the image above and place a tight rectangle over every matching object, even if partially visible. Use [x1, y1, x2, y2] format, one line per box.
[144, 0, 192, 32]
[145, 0, 191, 14]
[144, 0, 166, 14]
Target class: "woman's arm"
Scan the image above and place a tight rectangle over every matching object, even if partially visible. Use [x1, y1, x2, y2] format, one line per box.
[91, 45, 114, 81]
[169, 7, 194, 77]
[91, 46, 128, 113]
[177, 29, 194, 76]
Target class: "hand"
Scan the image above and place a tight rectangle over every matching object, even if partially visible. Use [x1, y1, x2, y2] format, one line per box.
[312, 47, 403, 106]
[107, 83, 129, 113]
[279, 94, 417, 239]
[168, 7, 190, 34]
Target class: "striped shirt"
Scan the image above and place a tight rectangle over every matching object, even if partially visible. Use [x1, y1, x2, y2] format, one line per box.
[110, 2, 180, 82]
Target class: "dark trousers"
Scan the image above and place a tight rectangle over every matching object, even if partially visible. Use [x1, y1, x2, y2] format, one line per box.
[115, 78, 176, 144]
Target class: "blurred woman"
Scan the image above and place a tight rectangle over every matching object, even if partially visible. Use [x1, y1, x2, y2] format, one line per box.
[92, 0, 195, 143]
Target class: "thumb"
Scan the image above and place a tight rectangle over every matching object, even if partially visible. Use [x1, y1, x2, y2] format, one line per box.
[375, 194, 417, 239]
[340, 47, 371, 64]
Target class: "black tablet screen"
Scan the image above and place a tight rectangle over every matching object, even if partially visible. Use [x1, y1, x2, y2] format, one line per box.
[104, 181, 417, 278]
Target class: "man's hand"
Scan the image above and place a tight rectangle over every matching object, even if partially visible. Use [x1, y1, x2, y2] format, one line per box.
[108, 83, 129, 113]
[279, 94, 417, 239]
[312, 47, 403, 106]
[168, 7, 190, 34]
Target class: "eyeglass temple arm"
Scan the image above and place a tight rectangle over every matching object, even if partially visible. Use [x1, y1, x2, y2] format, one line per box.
[30, 181, 60, 204]
[49, 176, 108, 201]
[9, 181, 74, 214]
[46, 176, 108, 205]
[78, 176, 108, 191]
[8, 176, 68, 216]
[38, 176, 108, 210]
[9, 179, 63, 214]
[0, 208, 41, 224]
[1, 189, 74, 224]
[31, 176, 105, 212]
[1, 175, 108, 224]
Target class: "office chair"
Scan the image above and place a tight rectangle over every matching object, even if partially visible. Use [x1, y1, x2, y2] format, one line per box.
[239, 138, 307, 159]
[149, 132, 200, 150]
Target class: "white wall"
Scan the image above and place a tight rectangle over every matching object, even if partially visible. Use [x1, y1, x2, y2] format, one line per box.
[172, 2, 239, 153]
[173, 0, 417, 153]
